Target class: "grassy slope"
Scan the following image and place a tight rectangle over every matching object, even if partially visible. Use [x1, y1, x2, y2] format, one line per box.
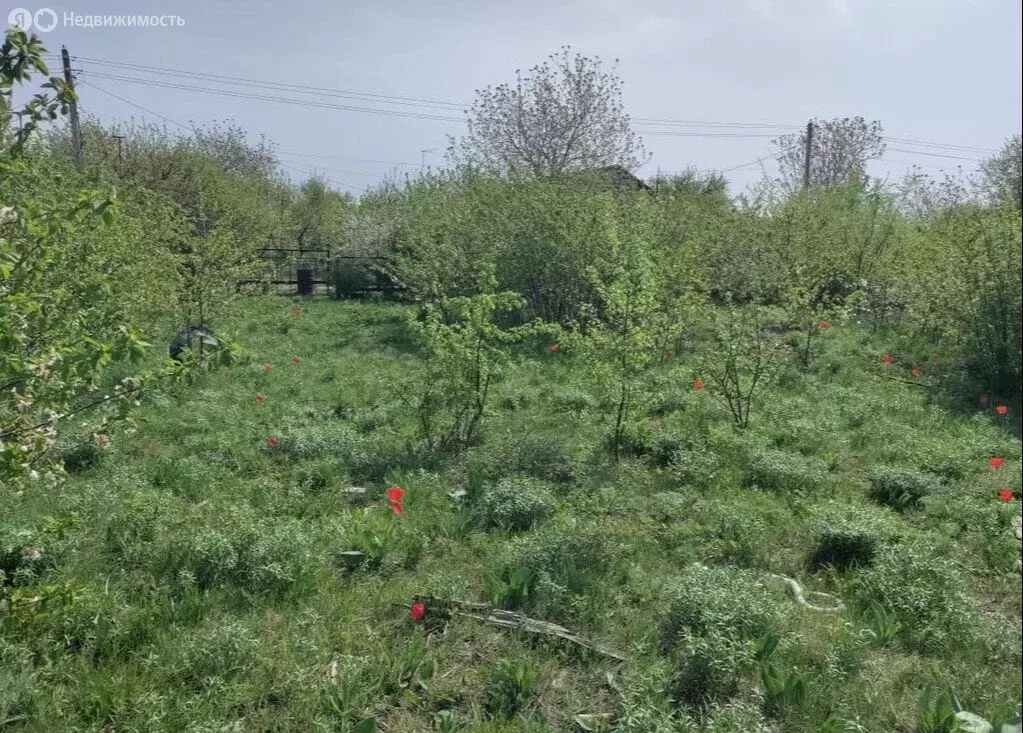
[2, 297, 1021, 732]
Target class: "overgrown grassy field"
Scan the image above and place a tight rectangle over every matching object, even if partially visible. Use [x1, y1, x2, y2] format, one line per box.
[2, 297, 1021, 732]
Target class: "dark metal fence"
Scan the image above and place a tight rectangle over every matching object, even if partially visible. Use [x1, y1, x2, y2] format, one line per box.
[236, 248, 398, 298]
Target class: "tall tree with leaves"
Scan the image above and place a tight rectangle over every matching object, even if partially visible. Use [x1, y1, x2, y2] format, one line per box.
[773, 116, 885, 194]
[1, 29, 151, 488]
[978, 134, 1022, 209]
[448, 46, 648, 178]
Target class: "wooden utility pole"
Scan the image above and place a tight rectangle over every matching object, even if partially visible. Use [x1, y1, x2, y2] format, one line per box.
[802, 120, 814, 189]
[111, 134, 125, 169]
[61, 46, 83, 168]
[420, 148, 435, 172]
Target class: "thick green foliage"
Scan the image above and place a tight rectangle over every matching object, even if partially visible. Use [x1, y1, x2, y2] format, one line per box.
[869, 465, 942, 511]
[474, 477, 556, 532]
[403, 264, 541, 451]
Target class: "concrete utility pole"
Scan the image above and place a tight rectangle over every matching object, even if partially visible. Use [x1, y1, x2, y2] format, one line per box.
[802, 120, 814, 190]
[61, 46, 83, 168]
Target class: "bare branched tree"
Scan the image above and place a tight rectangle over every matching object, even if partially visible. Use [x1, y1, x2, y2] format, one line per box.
[447, 46, 648, 178]
[894, 166, 977, 220]
[978, 134, 1021, 209]
[773, 116, 885, 194]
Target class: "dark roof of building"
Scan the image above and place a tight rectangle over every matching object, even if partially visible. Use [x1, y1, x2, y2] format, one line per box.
[591, 165, 652, 191]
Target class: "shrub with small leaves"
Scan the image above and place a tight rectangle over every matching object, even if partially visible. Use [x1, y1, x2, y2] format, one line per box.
[488, 522, 619, 620]
[808, 501, 901, 571]
[484, 657, 537, 720]
[868, 465, 941, 511]
[474, 477, 555, 532]
[658, 564, 784, 653]
[747, 447, 827, 493]
[850, 542, 979, 655]
[671, 629, 757, 707]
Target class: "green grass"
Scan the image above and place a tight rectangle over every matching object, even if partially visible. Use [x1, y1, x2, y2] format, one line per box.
[2, 297, 1021, 732]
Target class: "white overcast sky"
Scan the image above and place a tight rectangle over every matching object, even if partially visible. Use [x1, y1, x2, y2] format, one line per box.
[7, 0, 1022, 196]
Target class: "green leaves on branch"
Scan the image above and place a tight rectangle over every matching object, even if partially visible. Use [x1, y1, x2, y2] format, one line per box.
[403, 263, 546, 452]
[697, 307, 783, 429]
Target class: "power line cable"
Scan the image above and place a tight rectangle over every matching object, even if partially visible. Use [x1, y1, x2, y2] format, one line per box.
[73, 56, 468, 112]
[279, 162, 367, 191]
[274, 150, 422, 167]
[78, 80, 192, 130]
[884, 136, 996, 154]
[79, 70, 466, 122]
[886, 147, 983, 162]
[635, 130, 778, 138]
[73, 56, 468, 110]
[69, 55, 812, 131]
[82, 71, 816, 141]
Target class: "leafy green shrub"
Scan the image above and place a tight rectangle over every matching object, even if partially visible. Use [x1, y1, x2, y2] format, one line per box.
[671, 630, 757, 707]
[402, 264, 541, 452]
[647, 491, 689, 522]
[2, 30, 154, 490]
[746, 448, 827, 493]
[147, 512, 321, 598]
[900, 203, 1021, 398]
[474, 477, 555, 532]
[668, 444, 722, 489]
[163, 618, 264, 692]
[614, 421, 655, 459]
[868, 465, 941, 511]
[293, 458, 346, 494]
[547, 386, 599, 414]
[484, 657, 537, 720]
[647, 427, 688, 468]
[850, 542, 978, 655]
[696, 306, 784, 429]
[658, 564, 784, 652]
[706, 512, 771, 569]
[482, 429, 579, 484]
[61, 441, 104, 475]
[488, 522, 619, 619]
[272, 423, 366, 463]
[808, 502, 901, 571]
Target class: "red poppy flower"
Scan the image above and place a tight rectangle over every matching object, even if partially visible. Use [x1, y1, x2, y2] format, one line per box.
[268, 436, 279, 448]
[999, 489, 1013, 502]
[882, 354, 894, 365]
[292, 308, 301, 317]
[410, 602, 425, 621]
[693, 380, 704, 391]
[256, 394, 265, 403]
[391, 501, 404, 515]
[388, 487, 405, 503]
[995, 405, 1008, 416]
[293, 357, 301, 365]
[990, 457, 1003, 469]
[264, 363, 272, 373]
[980, 395, 989, 405]
[911, 368, 920, 377]
[549, 344, 559, 353]
[819, 322, 831, 331]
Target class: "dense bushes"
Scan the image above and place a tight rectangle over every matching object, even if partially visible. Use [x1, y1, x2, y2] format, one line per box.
[474, 477, 556, 531]
[849, 542, 980, 656]
[369, 166, 1021, 404]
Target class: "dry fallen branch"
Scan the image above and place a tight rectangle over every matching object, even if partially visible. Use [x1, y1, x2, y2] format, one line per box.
[393, 597, 626, 661]
[872, 372, 936, 389]
[455, 607, 627, 662]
